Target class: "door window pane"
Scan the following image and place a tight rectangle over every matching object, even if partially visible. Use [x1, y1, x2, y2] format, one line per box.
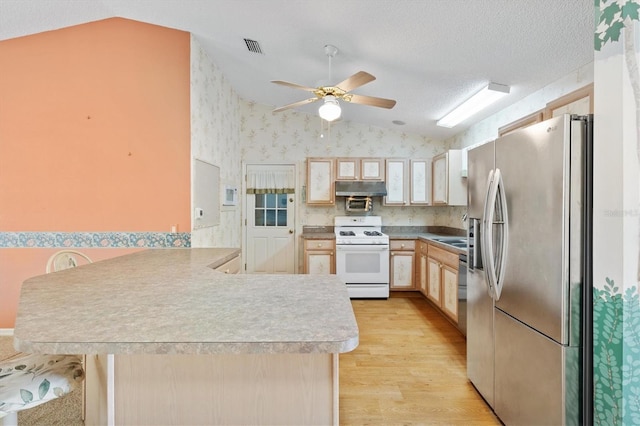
[255, 209, 265, 226]
[253, 194, 289, 227]
[266, 209, 276, 226]
[277, 210, 287, 226]
[266, 194, 276, 208]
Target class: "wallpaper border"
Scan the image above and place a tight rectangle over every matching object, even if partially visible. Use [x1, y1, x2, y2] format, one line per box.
[0, 232, 191, 248]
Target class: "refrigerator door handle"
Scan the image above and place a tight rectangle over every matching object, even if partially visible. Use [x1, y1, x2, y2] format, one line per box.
[482, 168, 509, 301]
[481, 169, 496, 298]
[493, 169, 509, 300]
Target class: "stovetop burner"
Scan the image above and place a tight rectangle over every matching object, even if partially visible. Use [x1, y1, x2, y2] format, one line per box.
[339, 231, 356, 236]
[363, 230, 383, 236]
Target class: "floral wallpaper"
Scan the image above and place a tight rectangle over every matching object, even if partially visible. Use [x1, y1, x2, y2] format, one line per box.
[190, 36, 242, 248]
[239, 101, 465, 231]
[445, 61, 593, 150]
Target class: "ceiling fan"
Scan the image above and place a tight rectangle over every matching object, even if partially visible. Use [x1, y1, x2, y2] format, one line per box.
[271, 45, 396, 122]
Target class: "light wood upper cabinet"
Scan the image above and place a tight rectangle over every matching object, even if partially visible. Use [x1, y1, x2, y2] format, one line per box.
[384, 159, 409, 205]
[336, 158, 384, 181]
[306, 158, 335, 205]
[303, 239, 335, 274]
[432, 150, 466, 206]
[498, 110, 544, 137]
[410, 159, 431, 205]
[543, 83, 593, 120]
[390, 240, 415, 290]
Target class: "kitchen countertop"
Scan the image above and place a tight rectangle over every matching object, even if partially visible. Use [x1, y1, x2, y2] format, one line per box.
[14, 248, 359, 355]
[301, 225, 468, 255]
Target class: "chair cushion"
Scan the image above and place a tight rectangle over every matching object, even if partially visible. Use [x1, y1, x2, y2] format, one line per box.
[0, 354, 84, 417]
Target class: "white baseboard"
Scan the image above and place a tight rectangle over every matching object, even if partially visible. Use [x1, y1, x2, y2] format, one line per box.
[0, 329, 15, 336]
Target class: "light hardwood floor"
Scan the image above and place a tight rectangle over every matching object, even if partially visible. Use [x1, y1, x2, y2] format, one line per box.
[339, 293, 500, 425]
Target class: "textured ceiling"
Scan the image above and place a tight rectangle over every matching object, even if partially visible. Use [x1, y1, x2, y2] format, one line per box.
[0, 0, 594, 139]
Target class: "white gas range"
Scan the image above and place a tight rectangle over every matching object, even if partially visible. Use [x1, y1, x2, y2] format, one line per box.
[334, 216, 390, 298]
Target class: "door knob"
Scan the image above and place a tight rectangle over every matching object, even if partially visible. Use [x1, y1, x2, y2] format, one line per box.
[289, 229, 294, 234]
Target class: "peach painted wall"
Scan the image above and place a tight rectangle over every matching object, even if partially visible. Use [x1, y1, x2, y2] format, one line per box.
[0, 18, 191, 328]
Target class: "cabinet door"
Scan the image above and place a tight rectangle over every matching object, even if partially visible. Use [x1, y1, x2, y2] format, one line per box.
[427, 257, 442, 307]
[418, 253, 428, 295]
[214, 254, 241, 274]
[360, 158, 384, 180]
[384, 159, 408, 205]
[336, 158, 359, 180]
[410, 159, 431, 205]
[307, 158, 335, 205]
[306, 251, 334, 274]
[441, 264, 459, 321]
[390, 251, 415, 289]
[543, 83, 593, 120]
[431, 153, 448, 205]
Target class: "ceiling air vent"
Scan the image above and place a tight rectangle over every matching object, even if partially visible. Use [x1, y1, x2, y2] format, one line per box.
[244, 38, 263, 54]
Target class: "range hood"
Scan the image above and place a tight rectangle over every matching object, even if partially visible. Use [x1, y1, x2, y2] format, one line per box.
[335, 181, 388, 197]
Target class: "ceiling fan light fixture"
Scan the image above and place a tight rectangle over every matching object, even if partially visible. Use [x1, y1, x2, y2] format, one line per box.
[437, 83, 510, 128]
[319, 95, 341, 121]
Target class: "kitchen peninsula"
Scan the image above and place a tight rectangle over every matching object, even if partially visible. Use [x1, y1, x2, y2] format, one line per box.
[13, 249, 359, 425]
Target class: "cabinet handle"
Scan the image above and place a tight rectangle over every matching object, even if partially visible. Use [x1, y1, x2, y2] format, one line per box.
[401, 243, 405, 248]
[391, 252, 395, 256]
[317, 243, 322, 247]
[330, 252, 334, 256]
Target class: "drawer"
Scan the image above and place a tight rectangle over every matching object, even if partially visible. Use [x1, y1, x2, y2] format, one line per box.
[390, 240, 415, 251]
[305, 239, 335, 250]
[427, 244, 459, 268]
[214, 254, 241, 274]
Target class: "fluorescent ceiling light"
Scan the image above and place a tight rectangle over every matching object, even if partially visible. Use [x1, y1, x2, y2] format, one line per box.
[437, 83, 510, 128]
[319, 95, 341, 121]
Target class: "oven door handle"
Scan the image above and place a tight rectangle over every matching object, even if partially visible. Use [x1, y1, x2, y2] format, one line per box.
[336, 245, 390, 251]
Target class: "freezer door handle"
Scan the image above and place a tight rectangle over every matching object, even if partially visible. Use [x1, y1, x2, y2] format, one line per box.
[493, 169, 509, 300]
[481, 170, 496, 298]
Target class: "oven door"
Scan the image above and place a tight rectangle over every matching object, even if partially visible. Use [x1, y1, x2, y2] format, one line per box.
[335, 244, 390, 284]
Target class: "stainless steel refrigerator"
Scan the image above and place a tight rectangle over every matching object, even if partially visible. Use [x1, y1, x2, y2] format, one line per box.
[466, 114, 593, 425]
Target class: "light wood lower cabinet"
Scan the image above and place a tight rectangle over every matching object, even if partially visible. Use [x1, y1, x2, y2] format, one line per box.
[416, 241, 429, 295]
[304, 239, 335, 274]
[425, 242, 459, 323]
[390, 240, 415, 290]
[214, 254, 241, 274]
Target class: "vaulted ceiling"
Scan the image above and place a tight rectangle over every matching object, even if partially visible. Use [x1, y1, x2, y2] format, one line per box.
[0, 0, 594, 139]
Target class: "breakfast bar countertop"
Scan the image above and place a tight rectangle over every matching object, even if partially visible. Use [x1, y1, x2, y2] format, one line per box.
[14, 248, 359, 356]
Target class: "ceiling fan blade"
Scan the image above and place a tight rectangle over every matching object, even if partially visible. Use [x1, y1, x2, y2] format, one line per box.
[335, 71, 376, 92]
[346, 94, 397, 109]
[273, 97, 320, 113]
[271, 80, 317, 92]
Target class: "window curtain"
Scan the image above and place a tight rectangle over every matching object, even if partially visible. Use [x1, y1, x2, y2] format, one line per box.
[246, 169, 295, 194]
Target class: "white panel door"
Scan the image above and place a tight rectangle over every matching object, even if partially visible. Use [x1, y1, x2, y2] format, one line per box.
[246, 192, 295, 273]
[245, 165, 296, 274]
